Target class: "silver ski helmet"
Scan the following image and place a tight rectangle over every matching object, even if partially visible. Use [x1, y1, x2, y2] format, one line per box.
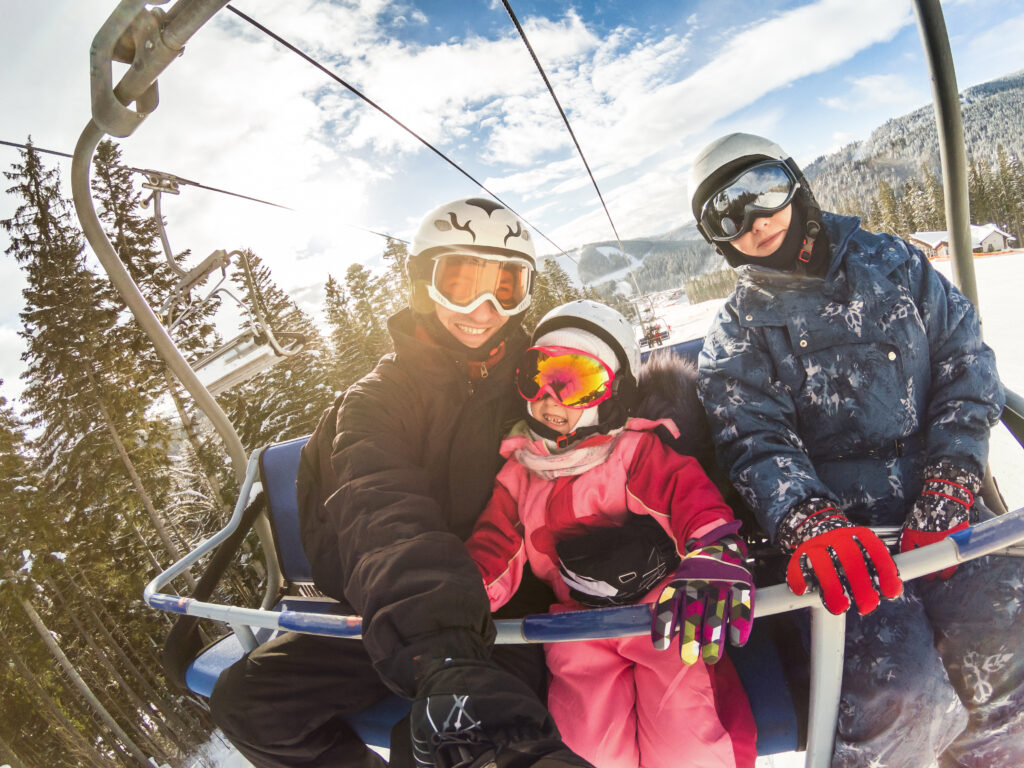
[408, 197, 537, 316]
[689, 133, 822, 268]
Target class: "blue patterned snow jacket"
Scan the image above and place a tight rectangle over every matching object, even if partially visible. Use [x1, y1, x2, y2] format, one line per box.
[697, 212, 1004, 543]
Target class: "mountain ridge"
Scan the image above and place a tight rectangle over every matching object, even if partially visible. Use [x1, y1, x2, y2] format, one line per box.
[559, 67, 1024, 293]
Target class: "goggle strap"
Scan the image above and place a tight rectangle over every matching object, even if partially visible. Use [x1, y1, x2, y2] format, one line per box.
[531, 315, 630, 382]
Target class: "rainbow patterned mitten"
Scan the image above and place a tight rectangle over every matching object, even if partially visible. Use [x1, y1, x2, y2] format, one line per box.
[651, 522, 754, 665]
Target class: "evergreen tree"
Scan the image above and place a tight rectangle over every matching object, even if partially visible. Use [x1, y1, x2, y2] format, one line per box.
[91, 138, 231, 527]
[218, 250, 335, 449]
[968, 157, 993, 231]
[324, 274, 379, 390]
[1, 141, 134, 569]
[344, 262, 394, 362]
[3, 145, 209, 762]
[900, 180, 920, 235]
[380, 237, 411, 319]
[524, 258, 588, 329]
[875, 180, 901, 235]
[921, 164, 946, 230]
[994, 145, 1023, 240]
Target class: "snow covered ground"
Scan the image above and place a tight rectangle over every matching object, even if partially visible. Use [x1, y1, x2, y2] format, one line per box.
[196, 252, 1023, 768]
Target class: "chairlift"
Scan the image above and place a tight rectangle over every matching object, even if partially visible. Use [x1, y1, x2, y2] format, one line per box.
[192, 328, 293, 395]
[68, 1, 1024, 767]
[139, 169, 306, 393]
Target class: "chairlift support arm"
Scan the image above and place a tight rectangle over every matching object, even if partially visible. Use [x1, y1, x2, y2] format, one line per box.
[72, 0, 284, 604]
[912, 0, 978, 308]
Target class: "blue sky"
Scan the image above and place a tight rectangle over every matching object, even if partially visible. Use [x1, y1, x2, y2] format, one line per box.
[1, 0, 1023, 403]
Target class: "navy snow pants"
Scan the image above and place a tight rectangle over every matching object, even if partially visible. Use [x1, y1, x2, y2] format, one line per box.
[829, 548, 1024, 768]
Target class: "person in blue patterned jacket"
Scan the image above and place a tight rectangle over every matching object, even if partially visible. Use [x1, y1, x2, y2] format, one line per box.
[690, 132, 1023, 767]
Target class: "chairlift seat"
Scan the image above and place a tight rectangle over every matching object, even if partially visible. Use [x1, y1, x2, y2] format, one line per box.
[185, 336, 804, 756]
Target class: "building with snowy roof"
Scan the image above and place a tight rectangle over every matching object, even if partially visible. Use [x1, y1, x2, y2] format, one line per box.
[906, 223, 1016, 258]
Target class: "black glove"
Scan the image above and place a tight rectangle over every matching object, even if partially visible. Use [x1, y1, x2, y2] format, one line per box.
[411, 660, 592, 768]
[411, 691, 496, 768]
[555, 513, 680, 607]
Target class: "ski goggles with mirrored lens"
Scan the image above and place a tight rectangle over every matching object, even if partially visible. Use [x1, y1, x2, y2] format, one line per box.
[516, 346, 615, 409]
[699, 160, 799, 242]
[428, 252, 533, 317]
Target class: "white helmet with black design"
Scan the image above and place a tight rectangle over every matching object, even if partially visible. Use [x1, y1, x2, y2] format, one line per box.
[408, 197, 536, 315]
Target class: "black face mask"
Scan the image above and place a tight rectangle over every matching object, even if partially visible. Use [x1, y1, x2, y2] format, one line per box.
[719, 189, 828, 275]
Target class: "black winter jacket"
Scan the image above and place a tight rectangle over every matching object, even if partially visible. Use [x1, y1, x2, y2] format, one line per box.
[297, 309, 537, 696]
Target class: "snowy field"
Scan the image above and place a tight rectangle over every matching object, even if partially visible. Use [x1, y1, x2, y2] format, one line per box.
[188, 252, 1023, 768]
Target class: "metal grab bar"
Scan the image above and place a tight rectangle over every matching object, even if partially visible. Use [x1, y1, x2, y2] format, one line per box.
[144, 504, 1024, 644]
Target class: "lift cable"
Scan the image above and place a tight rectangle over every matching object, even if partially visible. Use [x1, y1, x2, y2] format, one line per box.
[500, 1, 650, 315]
[0, 138, 292, 211]
[499, 0, 625, 257]
[0, 138, 407, 243]
[224, 4, 576, 263]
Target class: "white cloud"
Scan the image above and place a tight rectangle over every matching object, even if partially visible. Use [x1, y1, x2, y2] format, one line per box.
[965, 12, 1024, 73]
[820, 73, 928, 112]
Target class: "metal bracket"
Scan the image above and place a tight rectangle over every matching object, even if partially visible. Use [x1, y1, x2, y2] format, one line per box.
[90, 1, 170, 137]
[141, 169, 182, 195]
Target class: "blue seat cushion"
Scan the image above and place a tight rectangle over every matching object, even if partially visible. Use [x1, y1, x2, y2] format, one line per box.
[259, 436, 314, 584]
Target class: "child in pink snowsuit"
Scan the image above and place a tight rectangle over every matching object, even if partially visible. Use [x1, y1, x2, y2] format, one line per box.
[465, 300, 757, 768]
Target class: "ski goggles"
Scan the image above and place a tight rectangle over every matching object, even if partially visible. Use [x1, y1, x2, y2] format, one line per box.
[516, 346, 615, 409]
[428, 251, 533, 317]
[699, 160, 798, 242]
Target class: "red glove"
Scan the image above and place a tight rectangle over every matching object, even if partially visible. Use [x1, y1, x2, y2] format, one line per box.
[899, 461, 979, 580]
[778, 499, 903, 615]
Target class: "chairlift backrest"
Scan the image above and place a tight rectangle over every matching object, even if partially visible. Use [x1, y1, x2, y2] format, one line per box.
[258, 435, 315, 586]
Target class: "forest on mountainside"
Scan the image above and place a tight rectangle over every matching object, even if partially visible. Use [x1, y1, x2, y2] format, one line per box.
[0, 140, 593, 768]
[577, 70, 1024, 294]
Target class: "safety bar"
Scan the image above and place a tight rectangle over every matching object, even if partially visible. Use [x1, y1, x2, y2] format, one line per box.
[144, 504, 1024, 643]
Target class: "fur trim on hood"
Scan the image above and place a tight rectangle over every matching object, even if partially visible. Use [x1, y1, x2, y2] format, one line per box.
[635, 351, 737, 505]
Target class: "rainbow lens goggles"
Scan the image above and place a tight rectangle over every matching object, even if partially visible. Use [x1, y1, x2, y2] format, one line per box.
[699, 160, 798, 242]
[516, 346, 614, 409]
[428, 251, 533, 317]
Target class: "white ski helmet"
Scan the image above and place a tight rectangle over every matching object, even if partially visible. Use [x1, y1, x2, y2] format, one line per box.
[527, 300, 640, 441]
[532, 299, 640, 382]
[408, 197, 537, 314]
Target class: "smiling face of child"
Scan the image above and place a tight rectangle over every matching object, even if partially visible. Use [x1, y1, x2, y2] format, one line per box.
[529, 395, 585, 436]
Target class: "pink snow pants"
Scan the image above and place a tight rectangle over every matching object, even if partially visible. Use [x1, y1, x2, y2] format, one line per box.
[545, 633, 757, 768]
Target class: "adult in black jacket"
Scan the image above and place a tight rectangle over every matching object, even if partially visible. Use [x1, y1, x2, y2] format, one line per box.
[209, 197, 590, 768]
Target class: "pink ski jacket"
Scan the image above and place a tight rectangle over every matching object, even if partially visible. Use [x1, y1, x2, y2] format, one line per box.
[466, 419, 736, 609]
